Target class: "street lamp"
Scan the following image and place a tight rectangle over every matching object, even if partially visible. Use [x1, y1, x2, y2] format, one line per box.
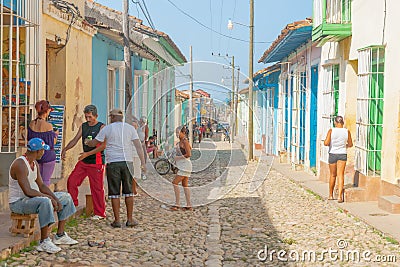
[227, 0, 254, 161]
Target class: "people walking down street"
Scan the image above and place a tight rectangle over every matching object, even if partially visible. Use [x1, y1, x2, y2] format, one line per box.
[27, 100, 58, 186]
[324, 115, 353, 203]
[61, 105, 107, 220]
[138, 116, 149, 162]
[86, 109, 146, 228]
[170, 126, 193, 211]
[9, 138, 78, 254]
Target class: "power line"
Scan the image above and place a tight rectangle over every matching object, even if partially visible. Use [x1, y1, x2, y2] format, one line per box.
[132, 0, 141, 18]
[141, 0, 156, 29]
[226, 0, 237, 54]
[165, 0, 273, 44]
[131, 0, 155, 30]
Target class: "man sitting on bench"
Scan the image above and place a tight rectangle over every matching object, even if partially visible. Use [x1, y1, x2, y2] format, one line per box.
[9, 138, 78, 254]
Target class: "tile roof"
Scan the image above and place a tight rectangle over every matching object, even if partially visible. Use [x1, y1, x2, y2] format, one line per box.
[86, 0, 186, 62]
[258, 18, 312, 63]
[176, 90, 189, 99]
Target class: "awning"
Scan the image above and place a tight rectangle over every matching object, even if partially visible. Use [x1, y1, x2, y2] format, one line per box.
[97, 27, 158, 62]
[258, 19, 313, 64]
[143, 37, 181, 66]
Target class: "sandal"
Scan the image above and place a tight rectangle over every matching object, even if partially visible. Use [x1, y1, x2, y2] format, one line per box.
[182, 207, 193, 211]
[110, 221, 121, 228]
[88, 240, 106, 248]
[126, 220, 139, 227]
[169, 206, 180, 211]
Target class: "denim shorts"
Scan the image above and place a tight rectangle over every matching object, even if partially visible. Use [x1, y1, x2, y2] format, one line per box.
[328, 153, 347, 164]
[106, 161, 134, 198]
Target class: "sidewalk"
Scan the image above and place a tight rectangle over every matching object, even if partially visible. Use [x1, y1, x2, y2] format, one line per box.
[0, 183, 91, 260]
[234, 136, 400, 243]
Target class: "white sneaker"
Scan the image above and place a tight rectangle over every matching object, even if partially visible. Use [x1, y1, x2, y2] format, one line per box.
[37, 237, 61, 254]
[91, 215, 106, 220]
[53, 232, 79, 245]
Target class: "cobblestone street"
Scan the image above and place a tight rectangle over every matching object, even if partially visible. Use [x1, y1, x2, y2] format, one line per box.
[2, 141, 399, 266]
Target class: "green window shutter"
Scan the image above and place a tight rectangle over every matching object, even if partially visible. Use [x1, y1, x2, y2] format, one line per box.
[367, 47, 384, 173]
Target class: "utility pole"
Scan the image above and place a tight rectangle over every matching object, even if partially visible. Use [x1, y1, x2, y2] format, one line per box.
[189, 46, 193, 145]
[231, 56, 235, 143]
[123, 0, 133, 115]
[248, 0, 254, 161]
[235, 66, 240, 138]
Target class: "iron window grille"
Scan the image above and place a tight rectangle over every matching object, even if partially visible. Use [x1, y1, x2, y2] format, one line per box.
[0, 0, 40, 153]
[355, 46, 384, 176]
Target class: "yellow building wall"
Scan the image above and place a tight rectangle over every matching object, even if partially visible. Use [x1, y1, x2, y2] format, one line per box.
[342, 38, 358, 180]
[41, 14, 94, 190]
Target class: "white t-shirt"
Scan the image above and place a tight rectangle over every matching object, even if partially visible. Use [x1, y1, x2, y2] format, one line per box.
[95, 121, 139, 163]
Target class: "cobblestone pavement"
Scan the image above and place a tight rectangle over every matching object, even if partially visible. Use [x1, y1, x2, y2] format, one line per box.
[2, 141, 399, 266]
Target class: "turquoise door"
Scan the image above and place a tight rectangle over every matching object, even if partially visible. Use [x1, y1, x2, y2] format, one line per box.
[309, 65, 318, 167]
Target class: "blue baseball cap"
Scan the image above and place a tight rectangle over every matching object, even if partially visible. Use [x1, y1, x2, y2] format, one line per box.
[27, 138, 50, 151]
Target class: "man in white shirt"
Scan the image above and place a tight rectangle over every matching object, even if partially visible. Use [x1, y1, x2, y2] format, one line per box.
[86, 109, 146, 228]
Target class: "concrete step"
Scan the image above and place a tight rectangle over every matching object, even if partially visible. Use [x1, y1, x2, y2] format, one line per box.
[344, 187, 366, 202]
[378, 195, 400, 214]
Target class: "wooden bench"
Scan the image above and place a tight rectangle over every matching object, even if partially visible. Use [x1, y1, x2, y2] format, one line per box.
[9, 213, 38, 237]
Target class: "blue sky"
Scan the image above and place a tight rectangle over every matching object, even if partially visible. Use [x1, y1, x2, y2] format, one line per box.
[96, 0, 311, 95]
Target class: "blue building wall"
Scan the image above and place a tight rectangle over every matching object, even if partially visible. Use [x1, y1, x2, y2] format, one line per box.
[92, 33, 141, 123]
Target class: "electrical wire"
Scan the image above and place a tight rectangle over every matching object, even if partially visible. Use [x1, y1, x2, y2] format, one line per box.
[165, 0, 273, 44]
[51, 0, 81, 53]
[131, 0, 154, 30]
[141, 0, 156, 30]
[225, 0, 237, 54]
[131, 0, 141, 18]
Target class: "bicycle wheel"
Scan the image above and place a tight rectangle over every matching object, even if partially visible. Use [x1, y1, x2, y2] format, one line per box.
[154, 159, 171, 175]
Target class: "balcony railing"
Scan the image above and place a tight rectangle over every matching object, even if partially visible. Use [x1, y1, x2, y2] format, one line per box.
[314, 0, 351, 27]
[312, 0, 351, 43]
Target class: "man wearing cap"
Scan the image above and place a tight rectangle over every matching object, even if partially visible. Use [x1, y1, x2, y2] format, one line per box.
[61, 105, 107, 220]
[86, 109, 146, 228]
[9, 138, 78, 254]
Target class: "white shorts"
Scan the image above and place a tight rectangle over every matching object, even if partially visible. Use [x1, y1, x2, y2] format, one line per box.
[176, 158, 192, 177]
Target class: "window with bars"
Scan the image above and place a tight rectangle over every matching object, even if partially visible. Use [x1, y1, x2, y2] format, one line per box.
[321, 64, 340, 162]
[355, 46, 384, 176]
[291, 72, 307, 164]
[0, 0, 40, 153]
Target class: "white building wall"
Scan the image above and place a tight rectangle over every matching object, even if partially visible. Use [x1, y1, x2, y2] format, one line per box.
[346, 0, 400, 184]
[349, 0, 385, 60]
[379, 0, 400, 184]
